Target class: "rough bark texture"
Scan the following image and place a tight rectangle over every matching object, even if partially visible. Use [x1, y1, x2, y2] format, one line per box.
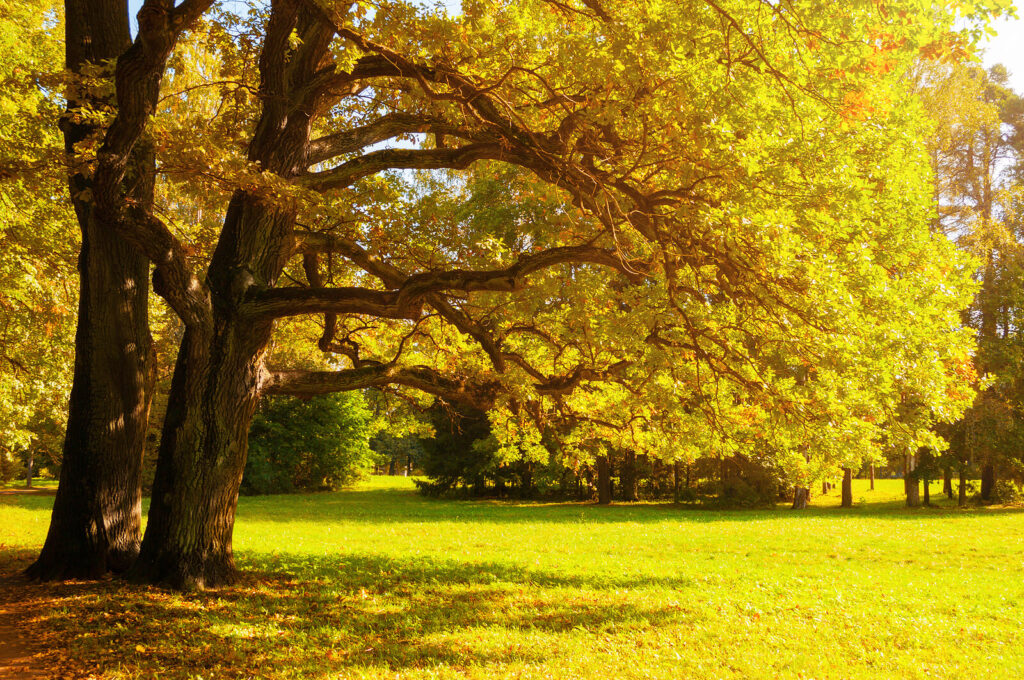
[958, 467, 968, 507]
[129, 8, 341, 588]
[791, 487, 809, 509]
[596, 455, 611, 505]
[27, 0, 155, 581]
[841, 468, 852, 508]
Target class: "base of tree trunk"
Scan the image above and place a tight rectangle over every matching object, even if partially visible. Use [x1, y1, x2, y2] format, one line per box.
[841, 468, 853, 508]
[596, 455, 611, 505]
[958, 468, 968, 507]
[943, 467, 953, 500]
[980, 463, 995, 502]
[905, 477, 920, 507]
[792, 487, 809, 509]
[127, 549, 238, 591]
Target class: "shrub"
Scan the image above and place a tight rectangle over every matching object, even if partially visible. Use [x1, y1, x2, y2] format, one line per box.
[241, 392, 373, 495]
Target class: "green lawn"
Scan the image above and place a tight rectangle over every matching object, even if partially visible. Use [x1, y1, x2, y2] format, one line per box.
[2, 477, 1022, 679]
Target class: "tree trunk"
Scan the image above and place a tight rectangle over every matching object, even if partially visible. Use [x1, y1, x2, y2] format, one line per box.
[129, 310, 269, 589]
[869, 464, 874, 490]
[922, 475, 931, 506]
[943, 466, 953, 500]
[27, 0, 155, 581]
[980, 463, 995, 502]
[792, 486, 809, 509]
[905, 476, 920, 507]
[841, 468, 852, 508]
[958, 467, 968, 507]
[596, 455, 611, 505]
[621, 450, 638, 502]
[673, 461, 681, 501]
[387, 458, 397, 476]
[25, 452, 33, 489]
[822, 480, 829, 496]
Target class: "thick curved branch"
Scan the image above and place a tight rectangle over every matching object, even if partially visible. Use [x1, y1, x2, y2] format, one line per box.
[240, 286, 418, 320]
[302, 144, 511, 192]
[264, 364, 501, 410]
[306, 114, 480, 166]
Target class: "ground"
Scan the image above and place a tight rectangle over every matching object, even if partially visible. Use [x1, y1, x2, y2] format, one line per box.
[1, 477, 1022, 679]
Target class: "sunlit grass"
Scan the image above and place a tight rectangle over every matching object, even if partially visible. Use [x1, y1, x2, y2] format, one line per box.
[2, 477, 1022, 679]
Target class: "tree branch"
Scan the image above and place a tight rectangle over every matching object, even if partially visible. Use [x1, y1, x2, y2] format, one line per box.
[264, 364, 501, 410]
[302, 144, 511, 192]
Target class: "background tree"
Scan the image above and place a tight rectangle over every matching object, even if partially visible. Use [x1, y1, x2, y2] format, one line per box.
[919, 62, 1024, 503]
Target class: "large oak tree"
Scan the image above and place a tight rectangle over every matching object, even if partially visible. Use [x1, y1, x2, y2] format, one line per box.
[32, 0, 1002, 587]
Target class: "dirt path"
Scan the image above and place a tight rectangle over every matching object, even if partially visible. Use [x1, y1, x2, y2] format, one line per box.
[0, 572, 45, 680]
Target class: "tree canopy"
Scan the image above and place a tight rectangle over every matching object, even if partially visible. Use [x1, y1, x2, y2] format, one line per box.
[3, 0, 1014, 587]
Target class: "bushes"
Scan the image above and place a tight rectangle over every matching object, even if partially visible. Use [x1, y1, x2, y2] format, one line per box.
[241, 392, 374, 495]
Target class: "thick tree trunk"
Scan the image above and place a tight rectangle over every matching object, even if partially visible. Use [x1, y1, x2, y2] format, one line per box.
[387, 458, 397, 475]
[596, 455, 611, 505]
[27, 0, 155, 581]
[943, 466, 953, 500]
[129, 311, 269, 589]
[841, 468, 852, 508]
[980, 463, 995, 502]
[792, 486, 809, 509]
[621, 450, 638, 502]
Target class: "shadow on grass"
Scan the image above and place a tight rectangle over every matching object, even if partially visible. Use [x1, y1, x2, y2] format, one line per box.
[3, 549, 704, 679]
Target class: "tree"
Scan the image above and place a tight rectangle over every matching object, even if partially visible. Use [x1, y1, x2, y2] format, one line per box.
[919, 62, 1024, 503]
[0, 2, 77, 487]
[242, 392, 374, 494]
[24, 0, 176, 580]
[23, 0, 997, 588]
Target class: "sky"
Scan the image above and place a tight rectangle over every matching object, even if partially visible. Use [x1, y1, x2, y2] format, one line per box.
[979, 9, 1024, 91]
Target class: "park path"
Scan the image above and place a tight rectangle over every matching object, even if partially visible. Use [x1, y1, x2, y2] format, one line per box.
[0, 573, 45, 680]
[0, 486, 53, 679]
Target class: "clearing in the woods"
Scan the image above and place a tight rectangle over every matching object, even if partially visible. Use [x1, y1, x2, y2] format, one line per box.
[1, 477, 1022, 679]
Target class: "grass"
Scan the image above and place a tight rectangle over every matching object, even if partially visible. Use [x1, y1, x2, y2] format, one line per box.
[2, 477, 1023, 679]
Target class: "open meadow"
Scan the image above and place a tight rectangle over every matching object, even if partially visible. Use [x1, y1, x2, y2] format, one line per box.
[1, 477, 1022, 679]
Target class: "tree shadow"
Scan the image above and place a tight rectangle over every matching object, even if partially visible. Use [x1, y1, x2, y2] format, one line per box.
[9, 550, 704, 679]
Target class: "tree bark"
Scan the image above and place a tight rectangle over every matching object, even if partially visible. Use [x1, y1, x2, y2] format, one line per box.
[905, 476, 920, 507]
[869, 464, 874, 490]
[621, 450, 638, 502]
[792, 486, 809, 509]
[672, 461, 681, 501]
[980, 463, 995, 502]
[943, 466, 953, 500]
[27, 0, 155, 581]
[958, 467, 968, 507]
[841, 468, 852, 508]
[596, 455, 611, 505]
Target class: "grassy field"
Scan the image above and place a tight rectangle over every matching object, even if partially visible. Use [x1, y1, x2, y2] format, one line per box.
[1, 477, 1022, 679]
